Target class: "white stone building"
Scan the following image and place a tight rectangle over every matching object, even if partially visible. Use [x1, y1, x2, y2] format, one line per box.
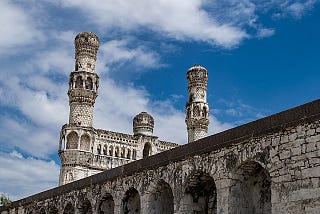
[58, 32, 210, 185]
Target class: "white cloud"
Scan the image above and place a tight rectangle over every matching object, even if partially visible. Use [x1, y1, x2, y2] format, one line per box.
[0, 151, 60, 201]
[285, 0, 317, 18]
[0, 0, 43, 55]
[56, 0, 248, 47]
[99, 40, 163, 71]
[0, 116, 59, 158]
[256, 28, 275, 38]
[268, 0, 319, 19]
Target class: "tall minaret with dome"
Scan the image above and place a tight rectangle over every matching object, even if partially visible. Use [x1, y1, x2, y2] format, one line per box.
[185, 65, 210, 143]
[58, 32, 178, 186]
[68, 32, 100, 127]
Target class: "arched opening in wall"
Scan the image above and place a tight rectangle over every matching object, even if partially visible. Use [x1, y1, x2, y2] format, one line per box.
[60, 135, 65, 150]
[193, 105, 200, 117]
[80, 199, 92, 214]
[229, 161, 271, 214]
[97, 144, 102, 154]
[75, 76, 83, 88]
[127, 149, 131, 159]
[85, 77, 93, 90]
[66, 131, 79, 149]
[63, 203, 74, 214]
[132, 149, 137, 160]
[103, 145, 108, 155]
[115, 147, 119, 157]
[147, 180, 174, 214]
[143, 142, 152, 158]
[99, 193, 115, 214]
[80, 134, 90, 151]
[122, 187, 141, 214]
[49, 207, 58, 214]
[121, 147, 125, 158]
[202, 106, 207, 117]
[181, 171, 217, 214]
[109, 146, 113, 156]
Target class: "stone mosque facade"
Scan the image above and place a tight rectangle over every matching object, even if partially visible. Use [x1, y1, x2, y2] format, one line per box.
[58, 32, 210, 185]
[1, 32, 320, 214]
[59, 32, 182, 185]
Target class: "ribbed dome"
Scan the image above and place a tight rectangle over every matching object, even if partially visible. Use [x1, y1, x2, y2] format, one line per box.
[133, 112, 154, 136]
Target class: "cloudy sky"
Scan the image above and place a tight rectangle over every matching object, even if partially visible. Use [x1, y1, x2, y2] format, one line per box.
[0, 0, 319, 200]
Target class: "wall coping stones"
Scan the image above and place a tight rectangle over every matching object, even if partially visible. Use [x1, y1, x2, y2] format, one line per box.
[4, 99, 320, 210]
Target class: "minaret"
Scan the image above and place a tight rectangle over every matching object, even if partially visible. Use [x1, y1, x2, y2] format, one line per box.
[58, 32, 100, 185]
[68, 32, 100, 127]
[185, 65, 210, 143]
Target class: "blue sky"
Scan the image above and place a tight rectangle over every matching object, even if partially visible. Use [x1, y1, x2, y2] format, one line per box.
[0, 0, 319, 200]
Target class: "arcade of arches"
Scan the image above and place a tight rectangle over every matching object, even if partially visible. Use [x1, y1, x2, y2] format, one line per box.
[21, 160, 271, 214]
[4, 114, 320, 214]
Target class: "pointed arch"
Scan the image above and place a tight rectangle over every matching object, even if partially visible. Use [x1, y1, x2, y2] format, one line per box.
[75, 76, 83, 88]
[229, 161, 271, 214]
[66, 131, 78, 149]
[85, 77, 93, 90]
[103, 145, 108, 155]
[181, 171, 217, 214]
[146, 179, 174, 214]
[109, 145, 114, 156]
[99, 193, 115, 214]
[132, 149, 137, 160]
[121, 147, 125, 158]
[122, 187, 141, 214]
[193, 105, 200, 117]
[97, 144, 102, 154]
[80, 134, 90, 151]
[115, 146, 119, 157]
[127, 149, 131, 159]
[143, 142, 152, 158]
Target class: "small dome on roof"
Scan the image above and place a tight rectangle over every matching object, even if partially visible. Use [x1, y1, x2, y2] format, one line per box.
[133, 112, 154, 136]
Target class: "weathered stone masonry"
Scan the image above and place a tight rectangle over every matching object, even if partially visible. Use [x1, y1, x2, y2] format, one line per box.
[2, 99, 320, 213]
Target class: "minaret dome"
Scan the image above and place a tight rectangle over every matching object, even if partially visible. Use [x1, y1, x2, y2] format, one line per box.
[133, 112, 154, 136]
[185, 65, 210, 143]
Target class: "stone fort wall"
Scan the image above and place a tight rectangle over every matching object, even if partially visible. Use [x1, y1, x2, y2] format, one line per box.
[1, 99, 320, 213]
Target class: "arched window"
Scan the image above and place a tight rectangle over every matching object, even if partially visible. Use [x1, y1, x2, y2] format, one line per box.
[109, 146, 113, 156]
[127, 149, 131, 159]
[121, 147, 125, 158]
[97, 144, 101, 154]
[85, 77, 93, 90]
[143, 142, 152, 158]
[193, 106, 200, 117]
[66, 132, 78, 149]
[80, 134, 90, 151]
[203, 106, 207, 117]
[115, 147, 119, 157]
[103, 145, 108, 155]
[75, 76, 83, 88]
[132, 149, 137, 160]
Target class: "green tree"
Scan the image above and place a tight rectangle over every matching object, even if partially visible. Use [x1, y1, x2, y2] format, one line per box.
[0, 193, 11, 210]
